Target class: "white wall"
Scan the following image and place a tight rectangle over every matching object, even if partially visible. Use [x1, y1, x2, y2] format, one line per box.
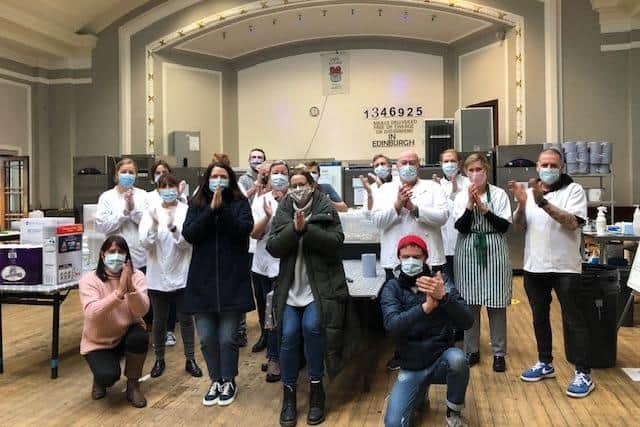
[459, 41, 509, 146]
[0, 78, 30, 155]
[163, 63, 222, 166]
[238, 49, 443, 161]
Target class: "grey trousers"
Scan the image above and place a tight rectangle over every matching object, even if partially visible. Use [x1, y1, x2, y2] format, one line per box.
[149, 289, 195, 360]
[463, 305, 507, 357]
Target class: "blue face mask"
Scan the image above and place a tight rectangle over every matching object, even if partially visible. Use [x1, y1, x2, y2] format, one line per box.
[442, 161, 458, 177]
[159, 188, 178, 203]
[539, 167, 560, 185]
[119, 173, 136, 188]
[399, 165, 418, 182]
[374, 165, 390, 180]
[401, 257, 424, 277]
[271, 173, 289, 191]
[209, 178, 229, 192]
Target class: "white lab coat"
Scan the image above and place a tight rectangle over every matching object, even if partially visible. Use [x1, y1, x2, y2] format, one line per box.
[371, 179, 449, 269]
[440, 174, 471, 256]
[96, 187, 149, 269]
[138, 202, 192, 292]
[251, 191, 280, 278]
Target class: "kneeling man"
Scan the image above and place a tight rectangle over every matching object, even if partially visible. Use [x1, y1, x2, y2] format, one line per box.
[381, 235, 473, 427]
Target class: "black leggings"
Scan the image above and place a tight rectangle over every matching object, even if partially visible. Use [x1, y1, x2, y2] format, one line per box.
[84, 324, 148, 387]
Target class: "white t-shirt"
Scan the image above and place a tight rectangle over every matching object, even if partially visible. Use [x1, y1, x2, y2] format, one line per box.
[138, 202, 192, 292]
[440, 174, 471, 256]
[452, 183, 512, 223]
[523, 182, 587, 274]
[96, 187, 149, 269]
[371, 179, 449, 268]
[251, 192, 280, 278]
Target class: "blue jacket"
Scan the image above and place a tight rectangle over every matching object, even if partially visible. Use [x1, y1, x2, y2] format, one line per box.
[182, 195, 255, 314]
[380, 268, 473, 370]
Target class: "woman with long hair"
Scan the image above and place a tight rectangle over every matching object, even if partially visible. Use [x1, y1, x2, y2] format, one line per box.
[79, 235, 150, 408]
[267, 170, 356, 426]
[182, 155, 255, 407]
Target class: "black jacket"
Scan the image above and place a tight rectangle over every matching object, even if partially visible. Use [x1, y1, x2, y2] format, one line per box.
[380, 268, 473, 370]
[267, 191, 359, 378]
[182, 195, 255, 314]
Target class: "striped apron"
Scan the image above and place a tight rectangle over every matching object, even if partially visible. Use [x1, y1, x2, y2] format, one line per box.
[453, 188, 512, 308]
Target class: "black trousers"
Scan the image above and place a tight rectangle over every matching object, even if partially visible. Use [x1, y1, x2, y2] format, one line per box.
[84, 324, 149, 387]
[523, 272, 591, 374]
[251, 271, 272, 331]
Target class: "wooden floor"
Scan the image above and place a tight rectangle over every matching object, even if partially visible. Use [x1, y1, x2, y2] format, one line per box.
[1, 277, 639, 426]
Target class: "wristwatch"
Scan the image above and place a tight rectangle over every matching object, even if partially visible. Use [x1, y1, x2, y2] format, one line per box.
[536, 198, 549, 208]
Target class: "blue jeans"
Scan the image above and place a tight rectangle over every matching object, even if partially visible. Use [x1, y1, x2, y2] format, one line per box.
[384, 347, 469, 427]
[194, 311, 242, 381]
[280, 302, 324, 386]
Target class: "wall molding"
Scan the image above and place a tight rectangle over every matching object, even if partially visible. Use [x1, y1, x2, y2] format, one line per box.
[0, 67, 91, 85]
[119, 0, 203, 155]
[161, 61, 223, 155]
[544, 0, 562, 143]
[0, 77, 33, 199]
[601, 41, 640, 51]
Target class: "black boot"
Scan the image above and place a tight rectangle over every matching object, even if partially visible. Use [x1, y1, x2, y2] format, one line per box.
[280, 384, 297, 427]
[150, 359, 165, 378]
[252, 331, 267, 353]
[307, 380, 325, 425]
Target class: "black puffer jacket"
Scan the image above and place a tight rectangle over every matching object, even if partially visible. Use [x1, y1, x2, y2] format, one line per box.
[380, 268, 473, 370]
[267, 190, 359, 378]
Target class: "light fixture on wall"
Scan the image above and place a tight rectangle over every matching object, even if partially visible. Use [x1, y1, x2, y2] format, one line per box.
[378, 9, 383, 17]
[431, 14, 437, 22]
[249, 25, 255, 33]
[273, 18, 277, 25]
[351, 8, 355, 15]
[322, 9, 327, 17]
[298, 14, 302, 21]
[401, 11, 409, 22]
[222, 31, 226, 39]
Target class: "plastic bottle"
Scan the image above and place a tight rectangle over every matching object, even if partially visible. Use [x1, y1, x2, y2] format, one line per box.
[633, 205, 640, 236]
[596, 206, 607, 236]
[82, 236, 92, 272]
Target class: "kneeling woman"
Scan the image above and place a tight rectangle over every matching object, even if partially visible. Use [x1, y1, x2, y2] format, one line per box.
[267, 170, 353, 427]
[79, 235, 150, 408]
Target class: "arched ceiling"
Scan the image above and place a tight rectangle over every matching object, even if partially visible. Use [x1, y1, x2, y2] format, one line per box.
[173, 3, 503, 60]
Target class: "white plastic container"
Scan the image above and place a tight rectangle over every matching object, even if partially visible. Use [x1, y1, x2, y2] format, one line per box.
[596, 206, 607, 236]
[633, 205, 640, 236]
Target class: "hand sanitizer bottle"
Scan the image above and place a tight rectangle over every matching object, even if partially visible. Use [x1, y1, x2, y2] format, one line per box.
[633, 205, 640, 236]
[596, 206, 607, 236]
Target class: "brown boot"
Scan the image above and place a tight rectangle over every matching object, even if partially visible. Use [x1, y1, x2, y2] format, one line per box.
[124, 352, 147, 408]
[91, 380, 106, 400]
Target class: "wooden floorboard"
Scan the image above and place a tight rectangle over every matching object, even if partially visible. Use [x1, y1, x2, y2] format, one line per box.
[0, 276, 639, 426]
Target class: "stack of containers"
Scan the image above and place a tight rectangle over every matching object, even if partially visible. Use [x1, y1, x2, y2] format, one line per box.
[589, 141, 612, 174]
[576, 141, 589, 174]
[563, 141, 578, 175]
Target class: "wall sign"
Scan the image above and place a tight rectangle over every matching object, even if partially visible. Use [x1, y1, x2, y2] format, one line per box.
[321, 52, 349, 95]
[363, 105, 423, 119]
[369, 117, 421, 149]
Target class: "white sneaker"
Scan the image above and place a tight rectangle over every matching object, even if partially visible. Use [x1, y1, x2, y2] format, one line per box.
[165, 331, 177, 347]
[446, 411, 468, 427]
[202, 381, 221, 406]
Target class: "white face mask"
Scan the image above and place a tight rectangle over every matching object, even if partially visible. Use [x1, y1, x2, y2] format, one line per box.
[310, 172, 320, 183]
[104, 253, 126, 273]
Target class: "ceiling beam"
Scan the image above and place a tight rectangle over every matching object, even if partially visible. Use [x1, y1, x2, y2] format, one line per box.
[0, 3, 96, 49]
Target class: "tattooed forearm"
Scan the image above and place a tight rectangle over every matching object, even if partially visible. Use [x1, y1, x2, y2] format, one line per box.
[542, 203, 579, 230]
[513, 205, 527, 231]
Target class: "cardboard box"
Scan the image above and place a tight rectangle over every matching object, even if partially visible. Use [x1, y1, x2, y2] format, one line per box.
[0, 245, 43, 285]
[20, 218, 74, 245]
[42, 224, 83, 286]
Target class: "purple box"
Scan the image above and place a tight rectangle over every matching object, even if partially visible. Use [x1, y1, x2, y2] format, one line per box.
[0, 244, 43, 285]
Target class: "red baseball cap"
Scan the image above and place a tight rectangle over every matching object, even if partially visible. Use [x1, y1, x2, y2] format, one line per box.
[397, 234, 428, 258]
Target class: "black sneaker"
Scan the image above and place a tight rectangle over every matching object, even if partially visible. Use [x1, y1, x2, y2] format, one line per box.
[203, 380, 222, 406]
[386, 352, 401, 371]
[493, 356, 506, 372]
[466, 352, 480, 367]
[218, 380, 238, 406]
[237, 331, 248, 348]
